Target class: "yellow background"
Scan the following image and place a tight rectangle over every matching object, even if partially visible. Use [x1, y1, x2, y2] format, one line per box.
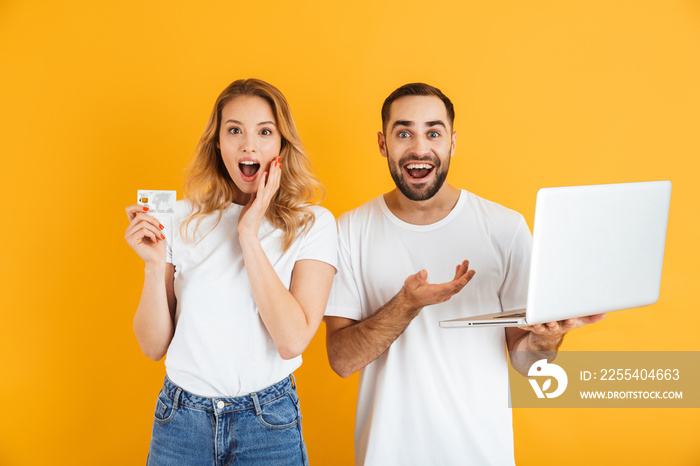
[2, 0, 699, 464]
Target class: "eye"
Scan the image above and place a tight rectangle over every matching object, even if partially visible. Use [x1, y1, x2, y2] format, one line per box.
[397, 131, 410, 139]
[428, 131, 440, 138]
[228, 127, 241, 134]
[260, 128, 272, 136]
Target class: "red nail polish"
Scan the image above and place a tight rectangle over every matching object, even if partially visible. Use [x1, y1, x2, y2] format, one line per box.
[159, 224, 164, 230]
[161, 234, 165, 240]
[143, 207, 149, 211]
[278, 157, 281, 163]
[279, 163, 283, 169]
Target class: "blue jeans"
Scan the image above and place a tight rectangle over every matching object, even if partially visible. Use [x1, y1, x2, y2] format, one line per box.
[147, 375, 309, 466]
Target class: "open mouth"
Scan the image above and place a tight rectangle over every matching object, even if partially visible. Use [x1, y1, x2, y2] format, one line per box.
[404, 162, 434, 180]
[239, 160, 261, 180]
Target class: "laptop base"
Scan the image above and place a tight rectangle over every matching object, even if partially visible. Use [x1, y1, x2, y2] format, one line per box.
[439, 309, 527, 328]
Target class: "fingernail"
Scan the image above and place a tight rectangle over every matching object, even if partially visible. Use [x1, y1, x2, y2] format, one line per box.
[264, 171, 268, 177]
[279, 163, 283, 169]
[278, 157, 281, 163]
[143, 207, 149, 211]
[159, 224, 164, 230]
[161, 234, 165, 240]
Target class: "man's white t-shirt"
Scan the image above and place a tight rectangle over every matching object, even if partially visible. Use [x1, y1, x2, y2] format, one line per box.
[164, 201, 337, 398]
[327, 190, 532, 466]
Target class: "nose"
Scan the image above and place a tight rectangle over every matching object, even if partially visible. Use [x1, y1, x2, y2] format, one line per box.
[242, 132, 257, 153]
[411, 135, 431, 157]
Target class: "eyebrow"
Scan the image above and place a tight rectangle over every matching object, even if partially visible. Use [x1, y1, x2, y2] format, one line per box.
[426, 120, 447, 129]
[391, 120, 447, 130]
[224, 119, 277, 126]
[391, 120, 414, 130]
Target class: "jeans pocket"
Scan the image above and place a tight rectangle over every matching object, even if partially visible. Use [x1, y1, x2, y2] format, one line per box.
[153, 390, 176, 425]
[255, 393, 299, 430]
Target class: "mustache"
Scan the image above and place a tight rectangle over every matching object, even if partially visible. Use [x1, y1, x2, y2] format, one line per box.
[397, 154, 441, 168]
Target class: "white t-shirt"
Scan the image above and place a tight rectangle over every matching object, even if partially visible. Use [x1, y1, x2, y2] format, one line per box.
[164, 201, 338, 397]
[327, 190, 532, 466]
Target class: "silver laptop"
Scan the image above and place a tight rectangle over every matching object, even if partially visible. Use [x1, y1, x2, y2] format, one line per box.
[439, 181, 672, 328]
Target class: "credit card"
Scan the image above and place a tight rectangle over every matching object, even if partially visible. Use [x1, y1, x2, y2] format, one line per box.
[137, 190, 176, 238]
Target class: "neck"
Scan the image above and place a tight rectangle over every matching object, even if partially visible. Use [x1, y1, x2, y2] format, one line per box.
[231, 190, 252, 206]
[383, 183, 461, 225]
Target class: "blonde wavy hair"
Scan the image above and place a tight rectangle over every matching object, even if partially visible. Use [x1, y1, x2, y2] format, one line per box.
[181, 79, 324, 251]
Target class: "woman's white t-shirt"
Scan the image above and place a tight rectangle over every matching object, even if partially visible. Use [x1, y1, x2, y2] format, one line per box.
[164, 201, 337, 397]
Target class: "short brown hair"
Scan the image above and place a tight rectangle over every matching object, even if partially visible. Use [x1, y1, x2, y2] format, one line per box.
[381, 83, 455, 132]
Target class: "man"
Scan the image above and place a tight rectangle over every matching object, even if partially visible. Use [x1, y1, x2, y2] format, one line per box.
[324, 83, 603, 465]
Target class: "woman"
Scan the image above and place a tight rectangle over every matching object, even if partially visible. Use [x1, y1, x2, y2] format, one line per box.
[124, 79, 337, 465]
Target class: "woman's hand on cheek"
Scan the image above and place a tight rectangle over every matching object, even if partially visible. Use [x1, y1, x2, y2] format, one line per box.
[238, 157, 282, 239]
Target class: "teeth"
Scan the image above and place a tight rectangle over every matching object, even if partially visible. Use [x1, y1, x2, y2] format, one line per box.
[406, 163, 433, 170]
[240, 161, 259, 165]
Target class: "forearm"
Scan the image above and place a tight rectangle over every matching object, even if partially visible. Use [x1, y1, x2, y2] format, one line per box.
[513, 331, 564, 352]
[133, 263, 175, 361]
[326, 289, 422, 378]
[239, 233, 323, 359]
[507, 328, 563, 375]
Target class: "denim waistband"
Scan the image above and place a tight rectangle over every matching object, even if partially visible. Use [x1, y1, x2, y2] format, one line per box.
[162, 375, 295, 413]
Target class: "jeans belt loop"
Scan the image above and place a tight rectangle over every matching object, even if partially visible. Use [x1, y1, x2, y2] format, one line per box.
[290, 373, 296, 389]
[173, 387, 182, 410]
[251, 392, 262, 415]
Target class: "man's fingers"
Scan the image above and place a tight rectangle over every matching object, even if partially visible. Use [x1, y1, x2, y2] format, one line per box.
[581, 313, 607, 325]
[527, 323, 546, 333]
[545, 321, 560, 331]
[458, 265, 476, 283]
[520, 312, 608, 335]
[465, 269, 476, 283]
[404, 269, 428, 291]
[451, 269, 475, 289]
[404, 263, 478, 306]
[431, 278, 469, 302]
[452, 260, 471, 280]
[453, 261, 465, 280]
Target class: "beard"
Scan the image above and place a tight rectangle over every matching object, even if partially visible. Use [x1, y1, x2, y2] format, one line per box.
[387, 150, 450, 201]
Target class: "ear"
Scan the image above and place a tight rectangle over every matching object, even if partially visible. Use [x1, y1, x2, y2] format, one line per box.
[216, 141, 220, 150]
[450, 131, 457, 157]
[378, 131, 388, 158]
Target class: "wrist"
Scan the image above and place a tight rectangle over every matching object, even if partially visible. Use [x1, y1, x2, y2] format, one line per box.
[527, 332, 563, 351]
[238, 229, 260, 246]
[397, 287, 423, 313]
[144, 260, 166, 276]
